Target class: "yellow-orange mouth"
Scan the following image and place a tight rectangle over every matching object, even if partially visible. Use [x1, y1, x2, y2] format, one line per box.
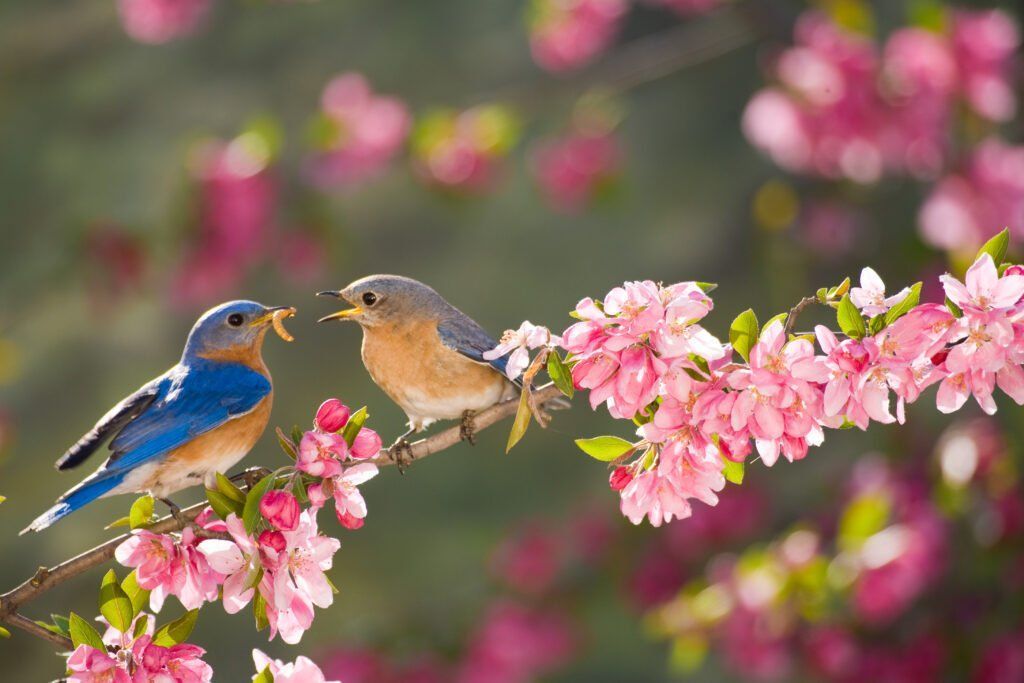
[317, 307, 361, 323]
[252, 307, 297, 341]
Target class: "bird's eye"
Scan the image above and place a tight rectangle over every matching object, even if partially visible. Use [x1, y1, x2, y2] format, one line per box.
[362, 292, 378, 307]
[227, 313, 245, 327]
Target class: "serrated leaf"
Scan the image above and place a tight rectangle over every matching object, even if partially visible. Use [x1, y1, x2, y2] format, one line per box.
[506, 390, 532, 453]
[121, 571, 150, 617]
[836, 294, 866, 339]
[129, 495, 154, 529]
[977, 228, 1009, 266]
[243, 474, 277, 535]
[205, 488, 243, 521]
[253, 666, 275, 683]
[253, 593, 269, 632]
[945, 296, 964, 318]
[722, 457, 745, 485]
[696, 281, 718, 293]
[153, 610, 198, 646]
[729, 309, 759, 363]
[105, 516, 131, 530]
[215, 472, 246, 504]
[99, 569, 133, 633]
[68, 612, 106, 651]
[341, 407, 368, 447]
[574, 436, 635, 461]
[883, 282, 922, 326]
[546, 352, 575, 398]
[276, 427, 298, 460]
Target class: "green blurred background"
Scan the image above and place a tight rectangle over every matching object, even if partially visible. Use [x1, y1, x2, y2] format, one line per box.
[0, 0, 1018, 680]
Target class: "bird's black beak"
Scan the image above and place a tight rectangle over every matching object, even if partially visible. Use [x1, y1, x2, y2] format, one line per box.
[316, 290, 342, 298]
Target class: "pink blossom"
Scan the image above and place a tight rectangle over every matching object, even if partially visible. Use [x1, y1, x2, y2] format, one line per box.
[412, 106, 518, 193]
[619, 444, 725, 526]
[490, 524, 563, 595]
[850, 267, 911, 316]
[349, 427, 383, 460]
[531, 132, 620, 212]
[253, 649, 340, 683]
[114, 527, 222, 612]
[196, 514, 261, 615]
[66, 645, 131, 683]
[260, 489, 301, 531]
[484, 321, 561, 380]
[314, 399, 351, 433]
[941, 253, 1024, 314]
[308, 73, 411, 188]
[951, 9, 1020, 122]
[308, 463, 379, 529]
[130, 634, 213, 682]
[117, 0, 211, 44]
[297, 431, 348, 478]
[528, 0, 627, 72]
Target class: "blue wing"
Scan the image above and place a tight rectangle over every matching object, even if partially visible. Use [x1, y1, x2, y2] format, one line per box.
[437, 313, 520, 387]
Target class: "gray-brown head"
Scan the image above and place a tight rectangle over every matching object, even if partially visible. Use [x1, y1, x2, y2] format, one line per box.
[317, 275, 453, 328]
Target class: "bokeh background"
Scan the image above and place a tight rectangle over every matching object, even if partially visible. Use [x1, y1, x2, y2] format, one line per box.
[1, 0, 1022, 680]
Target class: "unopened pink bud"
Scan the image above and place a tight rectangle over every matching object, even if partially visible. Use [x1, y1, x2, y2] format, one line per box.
[315, 399, 351, 433]
[609, 467, 633, 491]
[259, 490, 300, 531]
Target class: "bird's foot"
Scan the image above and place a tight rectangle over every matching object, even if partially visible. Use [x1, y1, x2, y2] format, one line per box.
[159, 497, 185, 526]
[388, 438, 414, 475]
[460, 410, 478, 445]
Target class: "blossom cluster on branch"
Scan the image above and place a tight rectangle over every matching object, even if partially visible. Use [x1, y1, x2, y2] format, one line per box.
[487, 230, 1024, 528]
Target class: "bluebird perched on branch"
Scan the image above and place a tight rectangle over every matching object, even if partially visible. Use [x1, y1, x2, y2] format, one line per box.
[317, 276, 529, 460]
[22, 301, 296, 534]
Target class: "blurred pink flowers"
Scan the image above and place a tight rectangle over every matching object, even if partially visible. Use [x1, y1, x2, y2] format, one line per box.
[531, 131, 621, 212]
[412, 106, 519, 193]
[308, 73, 412, 189]
[528, 0, 627, 72]
[117, 0, 211, 44]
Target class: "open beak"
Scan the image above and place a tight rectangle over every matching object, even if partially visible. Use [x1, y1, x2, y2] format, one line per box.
[317, 307, 361, 323]
[251, 306, 297, 341]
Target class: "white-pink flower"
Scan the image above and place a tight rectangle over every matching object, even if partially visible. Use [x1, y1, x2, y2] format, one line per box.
[309, 462, 379, 530]
[114, 526, 222, 612]
[252, 649, 340, 683]
[484, 321, 561, 381]
[850, 267, 911, 316]
[66, 645, 131, 683]
[941, 253, 1024, 314]
[297, 431, 347, 478]
[197, 514, 261, 614]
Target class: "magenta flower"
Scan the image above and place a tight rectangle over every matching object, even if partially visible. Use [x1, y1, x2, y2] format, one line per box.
[308, 73, 411, 188]
[114, 527, 222, 612]
[66, 645, 131, 683]
[117, 0, 211, 45]
[484, 321, 561, 381]
[528, 0, 627, 73]
[253, 649, 340, 683]
[314, 399, 351, 434]
[297, 431, 348, 478]
[260, 490, 301, 532]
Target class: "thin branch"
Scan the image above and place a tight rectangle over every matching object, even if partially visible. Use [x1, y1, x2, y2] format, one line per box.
[783, 296, 821, 337]
[0, 383, 569, 648]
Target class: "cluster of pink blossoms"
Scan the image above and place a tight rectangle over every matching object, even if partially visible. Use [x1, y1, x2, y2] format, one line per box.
[743, 9, 1019, 184]
[411, 106, 519, 193]
[117, 0, 212, 44]
[484, 244, 1024, 527]
[528, 0, 627, 72]
[530, 130, 620, 212]
[306, 73, 412, 189]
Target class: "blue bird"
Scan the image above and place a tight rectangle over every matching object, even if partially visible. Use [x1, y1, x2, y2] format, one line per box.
[22, 301, 296, 534]
[316, 275, 529, 452]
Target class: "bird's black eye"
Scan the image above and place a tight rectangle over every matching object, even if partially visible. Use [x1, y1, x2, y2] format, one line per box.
[362, 292, 378, 307]
[227, 313, 245, 327]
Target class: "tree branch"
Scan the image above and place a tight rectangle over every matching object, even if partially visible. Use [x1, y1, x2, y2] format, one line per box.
[0, 383, 569, 648]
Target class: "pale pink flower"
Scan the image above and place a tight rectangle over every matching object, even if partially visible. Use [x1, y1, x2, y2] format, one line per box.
[297, 431, 347, 478]
[117, 0, 211, 44]
[619, 444, 725, 527]
[114, 527, 222, 612]
[197, 514, 261, 614]
[528, 0, 627, 72]
[309, 463, 379, 529]
[131, 635, 213, 682]
[253, 649, 340, 683]
[850, 267, 911, 316]
[951, 9, 1020, 122]
[941, 253, 1024, 314]
[349, 427, 383, 460]
[66, 646, 131, 683]
[814, 326, 896, 429]
[484, 321, 561, 380]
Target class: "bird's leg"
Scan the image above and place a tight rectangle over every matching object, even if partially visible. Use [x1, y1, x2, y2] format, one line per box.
[460, 410, 478, 445]
[159, 497, 185, 526]
[388, 427, 417, 475]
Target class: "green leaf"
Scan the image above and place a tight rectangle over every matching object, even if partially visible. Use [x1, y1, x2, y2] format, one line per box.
[132, 614, 150, 640]
[215, 472, 246, 504]
[722, 457, 745, 485]
[695, 281, 718, 293]
[0, 495, 6, 505]
[763, 312, 788, 330]
[729, 309, 759, 363]
[506, 390, 532, 453]
[290, 425, 304, 445]
[293, 475, 308, 505]
[121, 571, 150, 617]
[977, 228, 1010, 266]
[828, 277, 851, 299]
[945, 296, 964, 318]
[0, 626, 9, 639]
[838, 494, 891, 550]
[253, 666, 275, 683]
[68, 612, 106, 651]
[341, 407, 368, 447]
[883, 282, 922, 326]
[243, 474, 277, 535]
[836, 294, 866, 339]
[253, 593, 269, 632]
[276, 427, 298, 460]
[546, 351, 575, 398]
[816, 287, 828, 303]
[50, 614, 71, 637]
[104, 516, 131, 530]
[129, 495, 154, 529]
[153, 609, 198, 646]
[868, 314, 886, 335]
[98, 570, 133, 633]
[574, 436, 635, 462]
[205, 488, 243, 521]
[669, 633, 708, 673]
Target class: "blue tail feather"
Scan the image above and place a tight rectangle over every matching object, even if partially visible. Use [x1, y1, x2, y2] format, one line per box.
[21, 473, 125, 534]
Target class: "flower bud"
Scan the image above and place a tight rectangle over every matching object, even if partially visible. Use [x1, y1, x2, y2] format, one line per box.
[315, 399, 351, 433]
[336, 509, 365, 530]
[609, 466, 633, 491]
[258, 530, 287, 555]
[259, 490, 300, 531]
[350, 427, 383, 459]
